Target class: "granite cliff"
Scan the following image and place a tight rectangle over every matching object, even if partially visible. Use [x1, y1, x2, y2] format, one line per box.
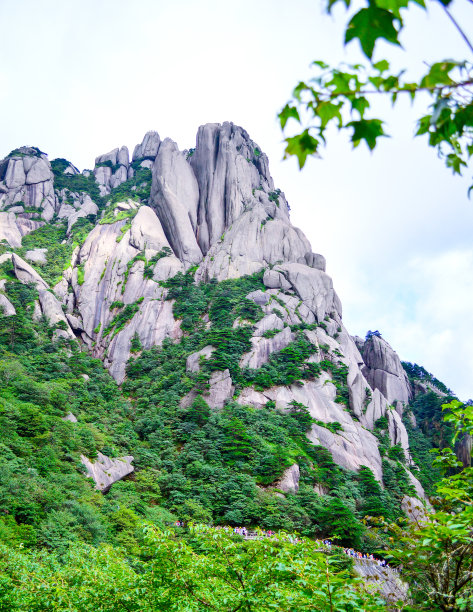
[0, 123, 440, 499]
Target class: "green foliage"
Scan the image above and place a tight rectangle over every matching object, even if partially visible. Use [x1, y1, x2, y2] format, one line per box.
[108, 167, 152, 205]
[99, 203, 138, 225]
[268, 188, 281, 206]
[143, 246, 173, 279]
[0, 525, 385, 611]
[76, 264, 85, 285]
[402, 412, 443, 495]
[7, 146, 44, 158]
[278, 0, 473, 194]
[51, 159, 104, 205]
[0, 266, 433, 605]
[402, 360, 452, 395]
[315, 420, 344, 434]
[387, 401, 473, 610]
[130, 332, 142, 354]
[14, 222, 71, 287]
[162, 268, 265, 332]
[103, 300, 142, 337]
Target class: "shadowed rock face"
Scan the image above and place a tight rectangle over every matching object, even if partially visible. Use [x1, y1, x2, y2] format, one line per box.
[0, 122, 428, 493]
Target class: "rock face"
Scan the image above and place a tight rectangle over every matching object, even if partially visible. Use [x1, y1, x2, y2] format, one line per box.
[81, 452, 134, 492]
[2, 122, 429, 499]
[354, 559, 408, 604]
[150, 138, 202, 266]
[0, 292, 16, 316]
[275, 464, 300, 494]
[0, 149, 56, 221]
[360, 335, 411, 409]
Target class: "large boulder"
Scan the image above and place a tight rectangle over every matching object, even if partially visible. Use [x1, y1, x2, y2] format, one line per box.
[361, 335, 412, 407]
[0, 150, 56, 220]
[81, 452, 134, 492]
[133, 131, 161, 161]
[150, 139, 202, 265]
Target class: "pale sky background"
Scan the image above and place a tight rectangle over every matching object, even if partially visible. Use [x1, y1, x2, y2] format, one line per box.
[1, 0, 472, 399]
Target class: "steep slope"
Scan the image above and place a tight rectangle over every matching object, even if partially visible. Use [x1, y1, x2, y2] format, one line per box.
[0, 123, 427, 501]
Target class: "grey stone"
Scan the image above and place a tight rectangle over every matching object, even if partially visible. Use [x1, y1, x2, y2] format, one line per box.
[240, 327, 294, 369]
[361, 335, 411, 405]
[117, 146, 129, 167]
[205, 369, 234, 409]
[150, 138, 202, 265]
[353, 559, 408, 604]
[133, 131, 161, 161]
[4, 159, 26, 189]
[63, 412, 78, 423]
[186, 346, 215, 373]
[12, 253, 49, 289]
[37, 289, 75, 338]
[299, 252, 326, 271]
[25, 158, 52, 184]
[190, 122, 277, 254]
[0, 293, 16, 316]
[0, 212, 22, 247]
[95, 148, 119, 166]
[81, 452, 134, 492]
[253, 314, 284, 336]
[246, 290, 270, 306]
[401, 495, 428, 523]
[274, 464, 300, 494]
[265, 263, 339, 322]
[456, 434, 472, 467]
[66, 313, 85, 332]
[129, 205, 171, 254]
[25, 248, 47, 264]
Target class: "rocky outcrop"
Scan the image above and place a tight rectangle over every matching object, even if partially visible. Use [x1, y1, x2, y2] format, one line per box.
[3, 122, 425, 502]
[186, 346, 215, 373]
[0, 148, 57, 221]
[263, 263, 341, 322]
[37, 290, 75, 338]
[275, 464, 300, 494]
[0, 211, 44, 248]
[81, 452, 134, 492]
[12, 253, 49, 289]
[56, 192, 98, 232]
[63, 412, 78, 423]
[25, 248, 47, 264]
[133, 131, 161, 161]
[240, 326, 294, 369]
[360, 335, 412, 409]
[94, 146, 130, 195]
[190, 123, 277, 253]
[150, 138, 202, 266]
[206, 370, 234, 409]
[354, 559, 408, 604]
[63, 204, 183, 382]
[401, 495, 428, 523]
[0, 292, 16, 316]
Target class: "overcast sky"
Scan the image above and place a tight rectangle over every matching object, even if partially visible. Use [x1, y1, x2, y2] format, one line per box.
[1, 0, 472, 399]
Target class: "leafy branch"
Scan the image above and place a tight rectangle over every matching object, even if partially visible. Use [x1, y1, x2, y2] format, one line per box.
[279, 0, 473, 193]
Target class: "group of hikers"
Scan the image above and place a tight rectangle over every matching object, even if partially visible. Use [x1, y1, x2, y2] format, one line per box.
[343, 546, 391, 567]
[173, 522, 393, 569]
